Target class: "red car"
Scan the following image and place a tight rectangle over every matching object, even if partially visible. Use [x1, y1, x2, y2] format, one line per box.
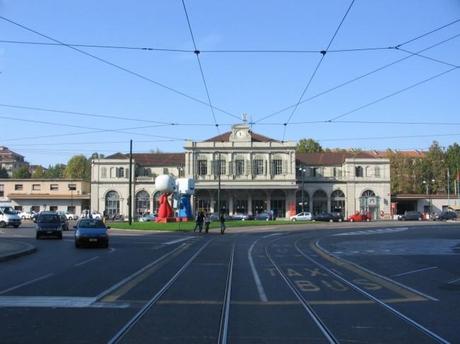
[347, 212, 371, 222]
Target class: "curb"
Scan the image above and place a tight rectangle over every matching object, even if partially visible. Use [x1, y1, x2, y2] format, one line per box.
[0, 241, 37, 262]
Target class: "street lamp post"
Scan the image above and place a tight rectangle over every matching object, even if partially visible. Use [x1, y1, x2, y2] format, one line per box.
[298, 167, 306, 213]
[423, 179, 435, 217]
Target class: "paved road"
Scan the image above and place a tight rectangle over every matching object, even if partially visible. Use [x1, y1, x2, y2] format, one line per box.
[0, 221, 459, 343]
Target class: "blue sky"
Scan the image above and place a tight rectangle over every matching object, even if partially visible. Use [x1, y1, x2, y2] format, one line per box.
[0, 0, 459, 166]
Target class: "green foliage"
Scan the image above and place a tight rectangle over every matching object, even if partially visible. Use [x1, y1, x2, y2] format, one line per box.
[12, 166, 31, 178]
[0, 167, 9, 178]
[296, 138, 323, 153]
[31, 166, 46, 178]
[45, 164, 66, 178]
[64, 155, 90, 180]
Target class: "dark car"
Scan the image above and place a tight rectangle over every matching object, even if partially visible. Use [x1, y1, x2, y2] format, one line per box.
[74, 219, 110, 248]
[36, 212, 63, 239]
[58, 214, 70, 231]
[255, 212, 273, 221]
[232, 213, 255, 221]
[313, 212, 343, 222]
[398, 211, 423, 221]
[435, 211, 457, 221]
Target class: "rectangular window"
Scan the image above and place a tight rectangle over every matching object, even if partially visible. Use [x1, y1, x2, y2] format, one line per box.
[116, 167, 125, 178]
[355, 166, 363, 177]
[31, 205, 40, 213]
[310, 167, 317, 177]
[67, 205, 76, 214]
[0, 184, 3, 197]
[163, 168, 169, 175]
[49, 206, 58, 212]
[32, 184, 41, 191]
[374, 166, 381, 178]
[272, 159, 283, 175]
[68, 184, 77, 191]
[217, 160, 226, 175]
[235, 160, 244, 176]
[253, 159, 264, 175]
[178, 167, 185, 177]
[101, 167, 107, 178]
[15, 184, 23, 191]
[14, 206, 22, 211]
[198, 160, 207, 176]
[50, 184, 59, 191]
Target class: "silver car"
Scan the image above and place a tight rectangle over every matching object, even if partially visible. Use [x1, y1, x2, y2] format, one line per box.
[290, 212, 313, 222]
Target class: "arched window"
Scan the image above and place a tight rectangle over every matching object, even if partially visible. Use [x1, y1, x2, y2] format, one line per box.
[362, 190, 375, 197]
[331, 190, 345, 213]
[136, 190, 150, 215]
[105, 191, 120, 216]
[313, 190, 328, 214]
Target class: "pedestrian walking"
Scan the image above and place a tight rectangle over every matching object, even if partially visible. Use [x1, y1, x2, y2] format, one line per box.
[193, 211, 204, 233]
[204, 212, 211, 233]
[219, 212, 226, 234]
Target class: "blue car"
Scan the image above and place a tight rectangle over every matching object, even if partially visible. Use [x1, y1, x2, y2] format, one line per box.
[74, 219, 110, 248]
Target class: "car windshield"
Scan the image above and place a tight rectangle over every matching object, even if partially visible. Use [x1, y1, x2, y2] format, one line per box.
[0, 207, 16, 215]
[38, 214, 60, 223]
[79, 219, 105, 228]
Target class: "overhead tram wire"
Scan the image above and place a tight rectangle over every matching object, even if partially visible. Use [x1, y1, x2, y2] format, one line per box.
[0, 103, 218, 127]
[395, 47, 459, 68]
[316, 132, 460, 142]
[252, 119, 460, 127]
[0, 39, 397, 54]
[256, 19, 460, 125]
[180, 0, 220, 132]
[281, 0, 356, 141]
[0, 15, 239, 121]
[0, 114, 189, 141]
[327, 66, 459, 122]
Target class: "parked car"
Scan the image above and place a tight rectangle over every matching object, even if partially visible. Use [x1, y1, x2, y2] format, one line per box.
[58, 214, 70, 231]
[0, 203, 21, 228]
[255, 212, 274, 221]
[232, 213, 254, 221]
[398, 211, 423, 221]
[36, 212, 63, 239]
[313, 212, 344, 222]
[347, 212, 371, 222]
[290, 212, 312, 222]
[139, 214, 157, 222]
[17, 211, 32, 220]
[434, 211, 457, 221]
[74, 219, 110, 248]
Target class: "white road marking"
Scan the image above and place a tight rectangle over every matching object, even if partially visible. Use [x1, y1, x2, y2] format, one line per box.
[163, 237, 194, 245]
[262, 233, 284, 239]
[447, 277, 460, 285]
[0, 296, 128, 308]
[74, 256, 99, 267]
[335, 227, 409, 236]
[0, 273, 54, 295]
[248, 240, 268, 302]
[392, 266, 438, 278]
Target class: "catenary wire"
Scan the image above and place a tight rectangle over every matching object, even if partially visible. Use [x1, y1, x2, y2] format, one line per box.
[316, 132, 460, 142]
[396, 18, 460, 47]
[255, 32, 460, 124]
[0, 114, 188, 140]
[281, 0, 356, 141]
[395, 47, 459, 68]
[180, 0, 220, 131]
[0, 15, 240, 121]
[327, 66, 459, 122]
[0, 103, 217, 127]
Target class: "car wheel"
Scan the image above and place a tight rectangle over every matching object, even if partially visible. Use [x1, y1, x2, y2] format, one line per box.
[350, 218, 354, 222]
[13, 225, 20, 228]
[292, 218, 296, 222]
[418, 217, 422, 221]
[0, 221, 6, 228]
[329, 219, 333, 222]
[338, 218, 343, 222]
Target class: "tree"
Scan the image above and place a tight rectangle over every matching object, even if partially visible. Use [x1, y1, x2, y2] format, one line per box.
[12, 166, 31, 178]
[296, 138, 323, 153]
[0, 167, 9, 178]
[64, 155, 90, 180]
[32, 166, 46, 178]
[45, 164, 66, 178]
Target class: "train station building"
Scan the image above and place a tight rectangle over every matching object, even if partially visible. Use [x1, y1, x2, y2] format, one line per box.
[90, 123, 391, 219]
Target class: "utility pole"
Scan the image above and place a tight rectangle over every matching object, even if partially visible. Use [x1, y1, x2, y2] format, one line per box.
[128, 139, 133, 225]
[299, 166, 305, 213]
[217, 152, 221, 215]
[447, 168, 450, 206]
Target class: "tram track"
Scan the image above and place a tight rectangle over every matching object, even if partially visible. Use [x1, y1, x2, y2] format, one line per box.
[295, 236, 449, 344]
[107, 238, 214, 343]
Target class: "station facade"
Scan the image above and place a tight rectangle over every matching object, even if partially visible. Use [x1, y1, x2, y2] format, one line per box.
[90, 124, 391, 219]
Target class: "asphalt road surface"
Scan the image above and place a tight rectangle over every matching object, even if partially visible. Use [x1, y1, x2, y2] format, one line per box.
[1, 221, 459, 343]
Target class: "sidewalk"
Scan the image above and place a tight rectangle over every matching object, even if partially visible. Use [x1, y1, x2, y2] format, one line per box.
[0, 239, 36, 262]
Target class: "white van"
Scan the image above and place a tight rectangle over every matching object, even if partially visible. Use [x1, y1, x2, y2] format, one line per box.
[0, 202, 22, 228]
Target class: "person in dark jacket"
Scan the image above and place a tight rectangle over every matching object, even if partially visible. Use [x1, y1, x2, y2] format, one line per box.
[219, 212, 226, 234]
[194, 211, 204, 233]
